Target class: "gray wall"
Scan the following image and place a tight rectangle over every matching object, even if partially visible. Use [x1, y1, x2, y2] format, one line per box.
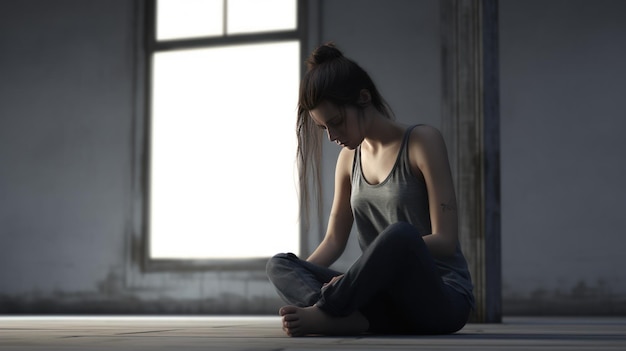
[0, 0, 135, 309]
[500, 0, 626, 314]
[0, 0, 441, 313]
[1, 0, 624, 315]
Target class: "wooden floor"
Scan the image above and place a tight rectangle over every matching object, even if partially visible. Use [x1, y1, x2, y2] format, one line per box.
[1, 316, 625, 350]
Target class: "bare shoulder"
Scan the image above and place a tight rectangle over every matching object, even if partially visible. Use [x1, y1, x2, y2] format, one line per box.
[336, 147, 356, 176]
[409, 124, 447, 153]
[409, 124, 445, 145]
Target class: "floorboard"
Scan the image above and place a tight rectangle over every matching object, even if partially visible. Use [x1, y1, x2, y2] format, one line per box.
[1, 316, 625, 350]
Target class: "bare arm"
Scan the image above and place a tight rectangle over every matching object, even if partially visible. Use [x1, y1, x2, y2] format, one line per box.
[306, 148, 354, 267]
[410, 125, 459, 258]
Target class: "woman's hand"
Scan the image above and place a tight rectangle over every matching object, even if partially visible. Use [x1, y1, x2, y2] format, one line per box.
[322, 274, 344, 289]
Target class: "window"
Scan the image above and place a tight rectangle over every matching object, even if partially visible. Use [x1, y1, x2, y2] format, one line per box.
[145, 0, 304, 264]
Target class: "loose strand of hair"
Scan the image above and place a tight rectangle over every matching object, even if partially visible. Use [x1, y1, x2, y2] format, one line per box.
[296, 111, 323, 234]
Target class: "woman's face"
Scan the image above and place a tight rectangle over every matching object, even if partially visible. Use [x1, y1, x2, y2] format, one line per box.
[309, 100, 363, 150]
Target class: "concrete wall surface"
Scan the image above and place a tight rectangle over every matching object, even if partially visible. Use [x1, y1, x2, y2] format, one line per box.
[500, 0, 626, 314]
[0, 0, 441, 314]
[0, 0, 624, 315]
[0, 0, 138, 312]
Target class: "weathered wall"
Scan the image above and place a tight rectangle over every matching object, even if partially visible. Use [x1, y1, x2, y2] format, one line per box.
[499, 0, 626, 314]
[1, 0, 624, 315]
[0, 0, 137, 312]
[0, 0, 441, 313]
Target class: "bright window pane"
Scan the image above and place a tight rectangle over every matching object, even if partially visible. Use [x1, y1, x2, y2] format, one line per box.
[157, 0, 223, 40]
[150, 41, 300, 259]
[227, 0, 297, 35]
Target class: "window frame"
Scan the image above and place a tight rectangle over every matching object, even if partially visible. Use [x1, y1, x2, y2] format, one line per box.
[141, 0, 308, 271]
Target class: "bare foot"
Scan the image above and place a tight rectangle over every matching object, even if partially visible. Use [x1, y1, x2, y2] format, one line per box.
[279, 305, 369, 337]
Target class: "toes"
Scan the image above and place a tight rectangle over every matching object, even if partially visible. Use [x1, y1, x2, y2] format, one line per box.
[282, 313, 299, 322]
[283, 319, 301, 328]
[287, 326, 302, 337]
[283, 325, 301, 337]
[278, 305, 308, 337]
[279, 305, 298, 316]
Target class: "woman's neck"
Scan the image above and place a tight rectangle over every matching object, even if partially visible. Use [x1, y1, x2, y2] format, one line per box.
[361, 108, 405, 152]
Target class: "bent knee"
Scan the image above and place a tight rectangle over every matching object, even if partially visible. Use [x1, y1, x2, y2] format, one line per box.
[386, 221, 416, 234]
[378, 222, 424, 248]
[266, 252, 299, 275]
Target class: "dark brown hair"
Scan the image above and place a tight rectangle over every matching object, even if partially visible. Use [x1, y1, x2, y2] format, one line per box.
[296, 43, 393, 230]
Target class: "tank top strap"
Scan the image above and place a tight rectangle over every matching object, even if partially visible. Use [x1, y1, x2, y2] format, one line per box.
[352, 124, 421, 184]
[397, 124, 421, 176]
[352, 143, 361, 182]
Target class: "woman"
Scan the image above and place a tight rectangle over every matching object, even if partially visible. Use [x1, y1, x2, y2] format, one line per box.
[266, 43, 474, 336]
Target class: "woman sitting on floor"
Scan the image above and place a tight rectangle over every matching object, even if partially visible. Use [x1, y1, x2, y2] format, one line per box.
[266, 43, 474, 336]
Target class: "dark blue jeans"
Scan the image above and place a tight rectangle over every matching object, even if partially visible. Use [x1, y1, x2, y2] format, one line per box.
[266, 222, 471, 335]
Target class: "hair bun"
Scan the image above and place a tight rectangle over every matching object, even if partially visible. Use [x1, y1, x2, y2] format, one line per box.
[308, 42, 343, 67]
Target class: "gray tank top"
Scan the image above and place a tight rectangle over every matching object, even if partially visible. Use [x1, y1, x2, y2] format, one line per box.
[350, 125, 474, 306]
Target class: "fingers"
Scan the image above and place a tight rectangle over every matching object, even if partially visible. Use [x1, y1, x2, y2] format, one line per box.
[330, 274, 344, 284]
[323, 274, 344, 289]
[321, 275, 341, 292]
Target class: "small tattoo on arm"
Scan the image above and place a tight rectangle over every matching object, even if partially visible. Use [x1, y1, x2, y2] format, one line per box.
[440, 202, 457, 212]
